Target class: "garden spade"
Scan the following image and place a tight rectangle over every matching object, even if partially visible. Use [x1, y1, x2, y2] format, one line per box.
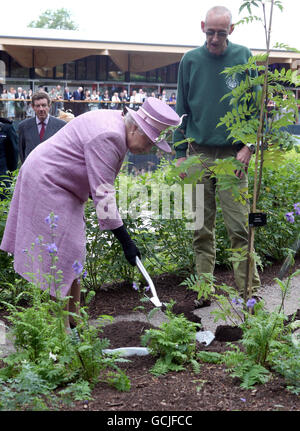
[136, 256, 162, 307]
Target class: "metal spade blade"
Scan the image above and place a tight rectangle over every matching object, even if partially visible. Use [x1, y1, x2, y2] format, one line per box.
[136, 256, 162, 307]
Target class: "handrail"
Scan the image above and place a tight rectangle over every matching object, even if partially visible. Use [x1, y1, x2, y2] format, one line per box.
[0, 98, 176, 105]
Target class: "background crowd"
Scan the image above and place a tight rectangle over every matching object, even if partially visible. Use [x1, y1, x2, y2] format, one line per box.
[0, 85, 177, 120]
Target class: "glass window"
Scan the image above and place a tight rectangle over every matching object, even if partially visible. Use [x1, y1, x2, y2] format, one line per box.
[167, 63, 179, 83]
[147, 70, 158, 83]
[156, 66, 167, 83]
[34, 67, 53, 79]
[0, 60, 5, 84]
[86, 56, 96, 81]
[66, 62, 75, 80]
[11, 58, 29, 78]
[130, 72, 147, 82]
[76, 59, 86, 80]
[108, 57, 125, 81]
[98, 56, 107, 80]
[0, 52, 9, 78]
[55, 64, 64, 79]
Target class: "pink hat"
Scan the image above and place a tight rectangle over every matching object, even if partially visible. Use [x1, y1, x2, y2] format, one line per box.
[126, 97, 180, 153]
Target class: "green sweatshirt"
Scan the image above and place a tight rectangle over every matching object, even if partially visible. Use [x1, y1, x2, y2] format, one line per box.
[174, 41, 253, 158]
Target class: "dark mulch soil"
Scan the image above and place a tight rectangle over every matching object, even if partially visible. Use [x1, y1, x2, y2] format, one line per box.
[66, 257, 300, 412]
[1, 257, 300, 412]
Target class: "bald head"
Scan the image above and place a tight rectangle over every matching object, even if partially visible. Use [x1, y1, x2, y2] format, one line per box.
[205, 6, 232, 25]
[201, 5, 234, 55]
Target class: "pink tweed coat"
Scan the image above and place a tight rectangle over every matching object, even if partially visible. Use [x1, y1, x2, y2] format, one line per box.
[0, 110, 127, 297]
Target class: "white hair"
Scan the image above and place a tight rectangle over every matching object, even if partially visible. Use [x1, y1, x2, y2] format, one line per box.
[124, 111, 145, 135]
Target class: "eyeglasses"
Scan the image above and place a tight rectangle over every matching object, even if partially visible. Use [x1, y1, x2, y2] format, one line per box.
[205, 30, 228, 38]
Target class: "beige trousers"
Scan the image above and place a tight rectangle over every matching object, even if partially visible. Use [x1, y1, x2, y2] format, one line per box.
[190, 144, 260, 293]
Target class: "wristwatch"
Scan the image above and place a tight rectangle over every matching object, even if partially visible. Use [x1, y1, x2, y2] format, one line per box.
[246, 143, 256, 154]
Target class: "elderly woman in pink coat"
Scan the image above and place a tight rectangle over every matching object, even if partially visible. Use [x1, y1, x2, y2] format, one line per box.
[1, 97, 181, 330]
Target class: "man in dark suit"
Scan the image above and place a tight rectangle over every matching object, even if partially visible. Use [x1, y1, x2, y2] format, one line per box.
[72, 86, 84, 117]
[72, 86, 84, 101]
[18, 91, 66, 163]
[0, 117, 19, 200]
[63, 87, 72, 101]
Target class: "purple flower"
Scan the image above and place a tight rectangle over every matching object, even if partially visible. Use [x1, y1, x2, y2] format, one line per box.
[45, 215, 51, 225]
[45, 213, 59, 226]
[47, 243, 58, 254]
[144, 285, 150, 292]
[82, 270, 87, 279]
[246, 298, 257, 309]
[294, 203, 300, 216]
[132, 282, 139, 291]
[232, 297, 243, 306]
[285, 212, 295, 223]
[240, 398, 246, 403]
[72, 260, 83, 276]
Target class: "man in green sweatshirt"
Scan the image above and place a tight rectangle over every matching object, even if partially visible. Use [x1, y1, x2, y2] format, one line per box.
[174, 5, 260, 295]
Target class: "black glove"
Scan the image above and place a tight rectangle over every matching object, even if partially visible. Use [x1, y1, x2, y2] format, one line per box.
[111, 225, 141, 266]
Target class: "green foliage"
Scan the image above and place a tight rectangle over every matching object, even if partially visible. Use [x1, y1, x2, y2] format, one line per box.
[84, 198, 135, 289]
[0, 277, 131, 410]
[0, 171, 24, 292]
[248, 152, 300, 263]
[141, 302, 201, 375]
[0, 363, 59, 411]
[28, 8, 78, 30]
[197, 351, 223, 364]
[223, 345, 271, 389]
[270, 333, 300, 395]
[0, 219, 131, 410]
[189, 269, 300, 392]
[180, 273, 215, 302]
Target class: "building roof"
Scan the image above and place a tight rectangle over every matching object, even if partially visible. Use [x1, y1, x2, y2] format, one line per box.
[1, 28, 300, 73]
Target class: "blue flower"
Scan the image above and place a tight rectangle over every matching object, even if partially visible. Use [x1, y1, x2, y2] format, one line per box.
[72, 260, 83, 276]
[82, 270, 87, 279]
[45, 215, 51, 225]
[285, 212, 295, 223]
[132, 282, 139, 291]
[35, 236, 43, 245]
[47, 243, 58, 254]
[294, 202, 300, 216]
[231, 297, 243, 306]
[144, 285, 150, 292]
[246, 298, 257, 309]
[45, 213, 59, 227]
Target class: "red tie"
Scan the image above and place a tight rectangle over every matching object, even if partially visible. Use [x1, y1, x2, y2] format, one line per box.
[39, 122, 45, 141]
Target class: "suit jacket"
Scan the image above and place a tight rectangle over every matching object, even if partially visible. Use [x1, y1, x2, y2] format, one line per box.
[72, 90, 84, 101]
[63, 91, 72, 101]
[0, 118, 18, 174]
[0, 118, 19, 199]
[18, 115, 66, 163]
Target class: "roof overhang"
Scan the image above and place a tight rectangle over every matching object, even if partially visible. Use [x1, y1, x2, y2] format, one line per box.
[1, 33, 300, 73]
[0, 35, 189, 72]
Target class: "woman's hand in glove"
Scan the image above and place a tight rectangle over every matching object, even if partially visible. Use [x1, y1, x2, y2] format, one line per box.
[111, 225, 141, 266]
[122, 239, 141, 266]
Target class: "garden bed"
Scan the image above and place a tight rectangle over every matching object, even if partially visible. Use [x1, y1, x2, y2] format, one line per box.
[1, 258, 299, 412]
[63, 259, 300, 412]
